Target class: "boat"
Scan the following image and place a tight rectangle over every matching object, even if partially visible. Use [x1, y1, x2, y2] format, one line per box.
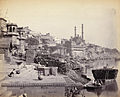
[83, 77, 118, 97]
[92, 66, 118, 80]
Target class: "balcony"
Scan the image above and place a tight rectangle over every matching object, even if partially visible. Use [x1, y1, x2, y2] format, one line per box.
[3, 32, 19, 36]
[17, 36, 27, 40]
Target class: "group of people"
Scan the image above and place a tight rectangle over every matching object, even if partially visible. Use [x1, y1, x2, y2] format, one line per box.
[65, 86, 87, 97]
[65, 87, 85, 97]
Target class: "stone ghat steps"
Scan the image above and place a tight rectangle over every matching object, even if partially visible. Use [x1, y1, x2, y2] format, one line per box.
[0, 91, 12, 97]
[1, 82, 83, 88]
[2, 82, 66, 87]
[0, 86, 12, 97]
[0, 80, 12, 97]
[0, 87, 7, 96]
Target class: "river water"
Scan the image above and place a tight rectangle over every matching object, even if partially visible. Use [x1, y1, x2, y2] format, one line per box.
[4, 59, 120, 97]
[79, 59, 120, 97]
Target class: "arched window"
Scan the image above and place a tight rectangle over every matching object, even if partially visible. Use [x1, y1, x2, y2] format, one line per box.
[13, 27, 15, 32]
[10, 26, 12, 32]
[7, 25, 9, 31]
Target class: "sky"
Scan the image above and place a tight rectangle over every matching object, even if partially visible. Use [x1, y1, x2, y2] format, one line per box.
[0, 0, 120, 49]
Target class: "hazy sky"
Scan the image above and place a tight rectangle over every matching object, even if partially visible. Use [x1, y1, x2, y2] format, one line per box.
[0, 0, 120, 48]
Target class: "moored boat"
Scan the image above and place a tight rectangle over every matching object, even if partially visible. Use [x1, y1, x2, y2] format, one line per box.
[92, 66, 118, 80]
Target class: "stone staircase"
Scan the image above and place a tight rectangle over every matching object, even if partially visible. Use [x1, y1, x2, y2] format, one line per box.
[0, 84, 13, 97]
[0, 53, 33, 97]
[0, 87, 7, 96]
[0, 54, 16, 97]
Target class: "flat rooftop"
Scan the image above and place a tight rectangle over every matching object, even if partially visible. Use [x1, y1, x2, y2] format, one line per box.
[1, 66, 82, 87]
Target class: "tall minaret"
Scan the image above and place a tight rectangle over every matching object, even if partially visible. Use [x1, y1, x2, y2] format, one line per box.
[74, 26, 76, 37]
[81, 24, 84, 40]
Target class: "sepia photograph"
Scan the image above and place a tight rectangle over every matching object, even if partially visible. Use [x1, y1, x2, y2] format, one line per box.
[0, 0, 120, 97]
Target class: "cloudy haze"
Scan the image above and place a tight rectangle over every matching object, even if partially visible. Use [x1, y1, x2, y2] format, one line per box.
[0, 0, 119, 48]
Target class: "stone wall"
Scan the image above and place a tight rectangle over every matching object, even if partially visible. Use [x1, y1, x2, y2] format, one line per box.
[0, 54, 5, 80]
[26, 49, 35, 65]
[8, 86, 65, 97]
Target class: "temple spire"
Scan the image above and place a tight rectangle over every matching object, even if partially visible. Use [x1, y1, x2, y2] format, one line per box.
[82, 24, 84, 40]
[74, 26, 76, 37]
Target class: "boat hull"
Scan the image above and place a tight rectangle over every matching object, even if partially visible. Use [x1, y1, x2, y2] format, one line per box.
[92, 69, 118, 80]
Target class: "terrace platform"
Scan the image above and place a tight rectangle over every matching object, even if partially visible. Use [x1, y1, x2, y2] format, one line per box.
[1, 66, 83, 97]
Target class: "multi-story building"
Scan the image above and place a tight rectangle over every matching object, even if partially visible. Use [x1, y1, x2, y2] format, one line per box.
[70, 25, 86, 58]
[17, 27, 28, 53]
[0, 18, 8, 53]
[0, 18, 32, 62]
[36, 33, 56, 54]
[0, 20, 20, 61]
[0, 18, 7, 37]
[54, 25, 86, 58]
[3, 23, 19, 47]
[40, 33, 56, 47]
